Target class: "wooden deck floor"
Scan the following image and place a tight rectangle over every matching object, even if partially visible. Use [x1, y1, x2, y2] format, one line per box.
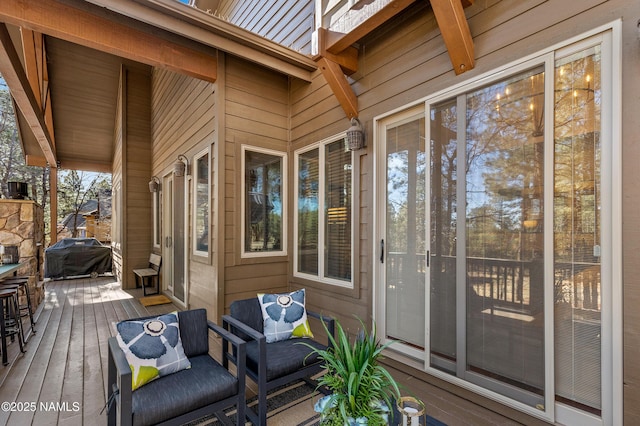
[0, 276, 526, 426]
[0, 276, 176, 426]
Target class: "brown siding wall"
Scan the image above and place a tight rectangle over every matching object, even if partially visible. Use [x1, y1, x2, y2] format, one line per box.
[150, 68, 218, 317]
[290, 0, 640, 423]
[218, 0, 314, 54]
[123, 64, 153, 289]
[222, 54, 290, 312]
[111, 64, 153, 289]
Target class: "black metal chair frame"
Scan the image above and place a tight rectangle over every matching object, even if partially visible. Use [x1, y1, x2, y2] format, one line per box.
[223, 300, 334, 426]
[107, 310, 246, 426]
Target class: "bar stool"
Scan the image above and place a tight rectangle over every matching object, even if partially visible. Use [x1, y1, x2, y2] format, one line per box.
[0, 288, 25, 365]
[1, 276, 36, 335]
[0, 284, 26, 347]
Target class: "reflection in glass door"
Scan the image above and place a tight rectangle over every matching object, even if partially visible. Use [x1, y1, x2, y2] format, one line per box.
[162, 173, 186, 305]
[382, 112, 426, 354]
[162, 174, 174, 294]
[463, 67, 546, 406]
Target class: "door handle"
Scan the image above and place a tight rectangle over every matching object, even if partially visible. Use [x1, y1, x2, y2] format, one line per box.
[380, 239, 384, 263]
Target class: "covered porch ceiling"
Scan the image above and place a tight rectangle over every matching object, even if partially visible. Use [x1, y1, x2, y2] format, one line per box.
[0, 0, 474, 172]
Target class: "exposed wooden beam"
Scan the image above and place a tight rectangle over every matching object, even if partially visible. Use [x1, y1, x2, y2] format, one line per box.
[58, 159, 113, 173]
[316, 27, 358, 76]
[25, 155, 48, 168]
[20, 28, 55, 147]
[316, 56, 358, 119]
[326, 0, 417, 55]
[0, 0, 217, 82]
[430, 0, 475, 74]
[0, 24, 57, 167]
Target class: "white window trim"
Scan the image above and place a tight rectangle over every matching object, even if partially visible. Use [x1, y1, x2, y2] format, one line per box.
[373, 21, 622, 426]
[152, 184, 161, 249]
[192, 147, 211, 258]
[241, 145, 288, 258]
[293, 133, 354, 288]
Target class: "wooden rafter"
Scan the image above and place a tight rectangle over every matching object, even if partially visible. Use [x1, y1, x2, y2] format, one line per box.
[430, 0, 475, 75]
[0, 24, 57, 167]
[316, 56, 358, 119]
[20, 28, 55, 148]
[326, 0, 417, 55]
[318, 0, 474, 120]
[0, 0, 217, 83]
[316, 27, 358, 76]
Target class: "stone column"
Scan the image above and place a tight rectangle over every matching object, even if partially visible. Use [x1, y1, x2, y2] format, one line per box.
[0, 199, 45, 309]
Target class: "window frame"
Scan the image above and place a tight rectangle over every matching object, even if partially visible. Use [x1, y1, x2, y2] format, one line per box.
[152, 185, 161, 249]
[293, 133, 355, 288]
[240, 145, 288, 258]
[192, 147, 210, 259]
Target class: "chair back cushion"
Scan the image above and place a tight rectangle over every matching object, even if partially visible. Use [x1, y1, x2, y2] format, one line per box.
[230, 298, 264, 338]
[178, 309, 209, 358]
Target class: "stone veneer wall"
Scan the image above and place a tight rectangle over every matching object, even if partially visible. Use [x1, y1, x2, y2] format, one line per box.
[0, 199, 45, 309]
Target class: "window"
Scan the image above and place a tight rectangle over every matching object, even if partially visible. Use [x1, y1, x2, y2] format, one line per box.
[375, 26, 620, 425]
[242, 146, 286, 257]
[295, 136, 353, 286]
[193, 148, 210, 256]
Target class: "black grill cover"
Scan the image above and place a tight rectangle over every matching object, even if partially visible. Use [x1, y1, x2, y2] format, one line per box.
[45, 238, 112, 279]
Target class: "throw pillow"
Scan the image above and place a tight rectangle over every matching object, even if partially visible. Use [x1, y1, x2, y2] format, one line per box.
[257, 289, 314, 343]
[116, 311, 191, 390]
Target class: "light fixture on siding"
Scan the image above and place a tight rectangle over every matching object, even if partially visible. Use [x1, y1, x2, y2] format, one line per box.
[174, 154, 190, 177]
[346, 117, 365, 151]
[148, 176, 160, 193]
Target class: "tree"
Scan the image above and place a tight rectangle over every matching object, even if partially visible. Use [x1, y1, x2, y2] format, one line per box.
[0, 78, 51, 235]
[57, 170, 111, 237]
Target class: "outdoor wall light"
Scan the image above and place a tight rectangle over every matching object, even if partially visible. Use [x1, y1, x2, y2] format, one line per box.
[346, 117, 365, 151]
[174, 154, 190, 177]
[148, 176, 160, 193]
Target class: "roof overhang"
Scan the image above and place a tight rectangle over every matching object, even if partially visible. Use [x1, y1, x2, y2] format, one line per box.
[0, 0, 318, 172]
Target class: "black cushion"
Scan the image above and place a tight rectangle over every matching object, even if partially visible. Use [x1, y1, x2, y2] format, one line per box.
[178, 308, 209, 358]
[230, 298, 264, 337]
[245, 338, 327, 382]
[131, 355, 238, 426]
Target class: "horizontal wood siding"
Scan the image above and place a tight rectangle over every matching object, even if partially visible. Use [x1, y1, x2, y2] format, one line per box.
[223, 54, 290, 311]
[290, 0, 640, 423]
[111, 70, 124, 284]
[150, 68, 218, 317]
[218, 0, 314, 54]
[123, 64, 152, 289]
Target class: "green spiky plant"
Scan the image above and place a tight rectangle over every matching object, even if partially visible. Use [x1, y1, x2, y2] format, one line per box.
[305, 317, 401, 426]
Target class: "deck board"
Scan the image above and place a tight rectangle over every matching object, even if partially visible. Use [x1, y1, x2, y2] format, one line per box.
[0, 276, 178, 426]
[0, 275, 522, 426]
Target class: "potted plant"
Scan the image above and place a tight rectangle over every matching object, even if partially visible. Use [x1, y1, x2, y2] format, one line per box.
[305, 317, 401, 426]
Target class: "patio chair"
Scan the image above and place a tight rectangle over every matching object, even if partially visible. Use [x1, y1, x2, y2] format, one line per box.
[107, 308, 246, 426]
[222, 296, 335, 425]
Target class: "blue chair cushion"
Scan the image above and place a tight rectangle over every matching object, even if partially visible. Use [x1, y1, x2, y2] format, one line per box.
[230, 298, 264, 338]
[245, 338, 327, 382]
[131, 354, 238, 426]
[178, 309, 209, 358]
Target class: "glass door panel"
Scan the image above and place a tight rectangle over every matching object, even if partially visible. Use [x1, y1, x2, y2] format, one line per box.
[464, 67, 546, 404]
[429, 99, 458, 371]
[384, 115, 426, 349]
[554, 46, 602, 413]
